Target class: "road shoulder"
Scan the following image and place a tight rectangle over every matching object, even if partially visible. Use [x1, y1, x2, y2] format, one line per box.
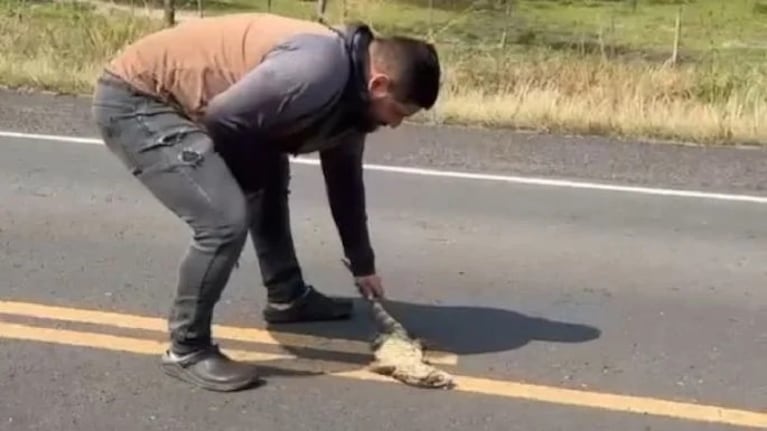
[1, 88, 765, 196]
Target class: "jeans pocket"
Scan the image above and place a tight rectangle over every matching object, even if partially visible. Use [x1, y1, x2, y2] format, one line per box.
[132, 125, 214, 178]
[95, 91, 215, 179]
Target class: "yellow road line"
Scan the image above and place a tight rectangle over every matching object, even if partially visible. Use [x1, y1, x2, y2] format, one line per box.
[0, 322, 767, 428]
[335, 370, 767, 429]
[0, 321, 290, 362]
[1, 319, 766, 429]
[0, 300, 456, 365]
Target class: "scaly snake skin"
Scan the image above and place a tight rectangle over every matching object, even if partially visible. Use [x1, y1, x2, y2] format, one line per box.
[342, 259, 455, 389]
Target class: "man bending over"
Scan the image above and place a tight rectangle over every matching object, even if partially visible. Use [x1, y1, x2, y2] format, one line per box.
[91, 13, 441, 392]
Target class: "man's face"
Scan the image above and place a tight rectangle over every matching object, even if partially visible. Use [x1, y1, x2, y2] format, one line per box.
[366, 73, 421, 129]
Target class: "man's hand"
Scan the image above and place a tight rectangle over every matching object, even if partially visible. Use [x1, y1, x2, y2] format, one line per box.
[354, 274, 384, 300]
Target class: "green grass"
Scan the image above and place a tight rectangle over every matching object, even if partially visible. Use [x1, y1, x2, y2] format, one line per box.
[0, 0, 765, 144]
[0, 0, 163, 92]
[519, 0, 767, 53]
[93, 0, 767, 60]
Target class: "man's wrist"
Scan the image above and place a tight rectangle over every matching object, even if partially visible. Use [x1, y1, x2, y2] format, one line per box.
[348, 249, 375, 276]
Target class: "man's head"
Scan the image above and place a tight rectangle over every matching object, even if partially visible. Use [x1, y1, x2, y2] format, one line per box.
[364, 35, 441, 129]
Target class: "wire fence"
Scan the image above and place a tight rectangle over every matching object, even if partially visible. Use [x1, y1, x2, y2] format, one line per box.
[4, 0, 765, 62]
[115, 0, 767, 68]
[1, 0, 763, 142]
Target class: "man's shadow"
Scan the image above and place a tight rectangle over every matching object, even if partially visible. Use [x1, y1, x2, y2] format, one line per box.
[260, 297, 601, 375]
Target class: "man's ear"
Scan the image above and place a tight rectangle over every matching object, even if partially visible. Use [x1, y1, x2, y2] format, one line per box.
[368, 73, 392, 98]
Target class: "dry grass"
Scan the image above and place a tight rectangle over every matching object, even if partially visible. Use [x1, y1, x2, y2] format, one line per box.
[0, 1, 163, 93]
[436, 52, 767, 144]
[0, 0, 764, 145]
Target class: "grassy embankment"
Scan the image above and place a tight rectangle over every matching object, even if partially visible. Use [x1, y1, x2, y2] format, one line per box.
[0, 0, 765, 145]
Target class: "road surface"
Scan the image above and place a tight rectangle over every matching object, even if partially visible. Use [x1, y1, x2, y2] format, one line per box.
[0, 91, 766, 430]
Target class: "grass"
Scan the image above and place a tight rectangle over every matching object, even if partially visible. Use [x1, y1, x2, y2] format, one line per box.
[0, 0, 765, 145]
[0, 0, 164, 92]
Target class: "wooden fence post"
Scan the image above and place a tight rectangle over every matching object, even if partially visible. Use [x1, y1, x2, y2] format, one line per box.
[317, 0, 328, 22]
[500, 0, 513, 49]
[665, 6, 682, 66]
[163, 0, 175, 26]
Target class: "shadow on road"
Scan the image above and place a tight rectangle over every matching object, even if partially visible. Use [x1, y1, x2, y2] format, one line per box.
[263, 298, 601, 370]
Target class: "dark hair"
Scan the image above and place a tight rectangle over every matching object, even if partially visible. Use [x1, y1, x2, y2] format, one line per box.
[371, 35, 441, 110]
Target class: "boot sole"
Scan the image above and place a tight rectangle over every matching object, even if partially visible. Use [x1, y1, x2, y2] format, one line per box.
[263, 310, 353, 324]
[161, 362, 263, 392]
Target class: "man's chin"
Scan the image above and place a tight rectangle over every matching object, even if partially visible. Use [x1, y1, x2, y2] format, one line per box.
[353, 112, 384, 134]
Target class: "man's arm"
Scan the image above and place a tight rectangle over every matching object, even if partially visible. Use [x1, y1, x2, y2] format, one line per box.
[319, 132, 375, 277]
[202, 33, 349, 144]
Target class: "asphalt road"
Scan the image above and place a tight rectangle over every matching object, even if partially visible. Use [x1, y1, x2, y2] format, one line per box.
[0, 92, 766, 431]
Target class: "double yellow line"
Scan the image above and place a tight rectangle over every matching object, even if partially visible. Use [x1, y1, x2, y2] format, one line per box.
[0, 300, 456, 365]
[1, 300, 765, 429]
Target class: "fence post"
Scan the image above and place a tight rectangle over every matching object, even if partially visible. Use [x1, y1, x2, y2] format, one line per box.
[317, 0, 328, 22]
[163, 0, 175, 26]
[665, 6, 682, 66]
[500, 0, 513, 49]
[428, 0, 434, 41]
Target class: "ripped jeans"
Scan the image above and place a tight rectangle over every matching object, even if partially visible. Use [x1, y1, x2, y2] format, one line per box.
[91, 71, 307, 353]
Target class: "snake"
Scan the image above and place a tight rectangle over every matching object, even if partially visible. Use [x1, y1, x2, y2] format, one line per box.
[342, 259, 456, 389]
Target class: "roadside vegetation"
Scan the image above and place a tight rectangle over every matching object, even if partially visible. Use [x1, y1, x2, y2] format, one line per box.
[0, 0, 765, 145]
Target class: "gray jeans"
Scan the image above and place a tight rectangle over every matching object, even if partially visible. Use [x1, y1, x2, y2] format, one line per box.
[91, 71, 306, 352]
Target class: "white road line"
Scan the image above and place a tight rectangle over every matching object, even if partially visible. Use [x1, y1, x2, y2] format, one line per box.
[0, 130, 102, 145]
[2, 130, 766, 204]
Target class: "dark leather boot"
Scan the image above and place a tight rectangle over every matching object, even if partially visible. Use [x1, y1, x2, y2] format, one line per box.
[263, 285, 353, 324]
[160, 344, 262, 392]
